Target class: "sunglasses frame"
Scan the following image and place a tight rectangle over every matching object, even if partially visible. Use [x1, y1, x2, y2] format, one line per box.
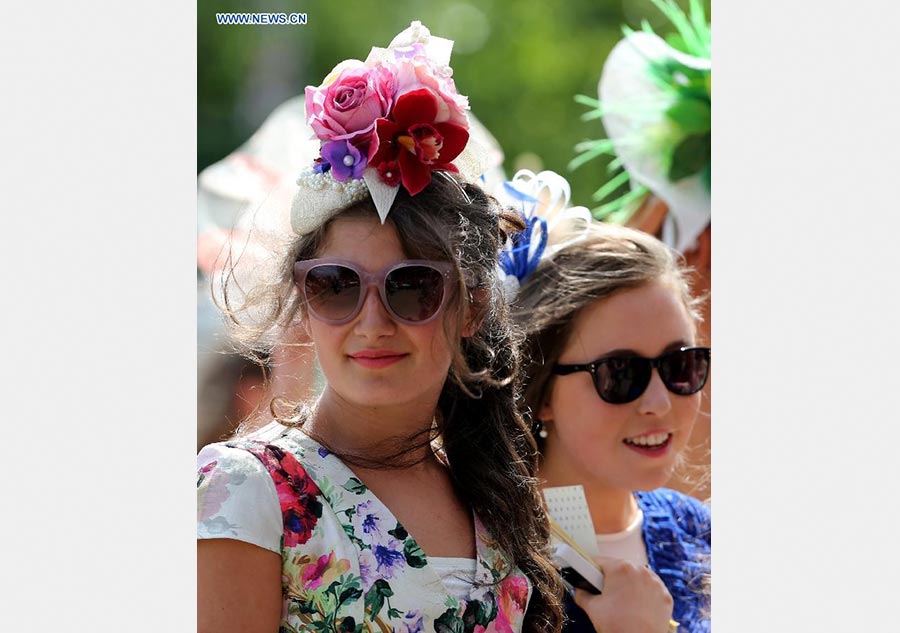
[293, 258, 456, 325]
[552, 346, 711, 405]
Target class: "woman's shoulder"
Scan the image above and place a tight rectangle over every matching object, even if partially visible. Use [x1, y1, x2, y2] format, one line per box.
[197, 421, 328, 553]
[199, 421, 316, 469]
[220, 419, 295, 447]
[636, 488, 710, 539]
[637, 490, 710, 632]
[207, 422, 327, 497]
[197, 438, 286, 554]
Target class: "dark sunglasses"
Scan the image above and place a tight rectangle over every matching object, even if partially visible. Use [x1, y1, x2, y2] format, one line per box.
[292, 258, 454, 325]
[552, 346, 711, 405]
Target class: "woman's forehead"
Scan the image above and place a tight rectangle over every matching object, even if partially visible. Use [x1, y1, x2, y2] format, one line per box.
[564, 281, 695, 358]
[318, 214, 405, 263]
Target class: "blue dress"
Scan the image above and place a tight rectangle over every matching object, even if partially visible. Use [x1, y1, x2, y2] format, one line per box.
[562, 488, 711, 633]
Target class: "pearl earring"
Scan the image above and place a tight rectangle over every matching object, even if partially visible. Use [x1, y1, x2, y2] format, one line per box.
[537, 422, 549, 439]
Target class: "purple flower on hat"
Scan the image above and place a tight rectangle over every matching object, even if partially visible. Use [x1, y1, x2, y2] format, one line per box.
[321, 139, 366, 182]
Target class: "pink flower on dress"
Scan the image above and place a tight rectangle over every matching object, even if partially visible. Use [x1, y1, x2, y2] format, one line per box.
[197, 460, 230, 522]
[301, 552, 351, 591]
[305, 61, 394, 150]
[197, 459, 217, 485]
[477, 575, 531, 633]
[263, 446, 323, 548]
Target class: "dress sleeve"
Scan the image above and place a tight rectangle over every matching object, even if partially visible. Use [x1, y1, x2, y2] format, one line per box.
[197, 443, 282, 554]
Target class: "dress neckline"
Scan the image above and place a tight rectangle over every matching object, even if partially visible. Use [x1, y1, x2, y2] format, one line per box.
[274, 423, 509, 600]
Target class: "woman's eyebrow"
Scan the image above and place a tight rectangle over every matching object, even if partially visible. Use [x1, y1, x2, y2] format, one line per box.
[593, 348, 639, 358]
[595, 340, 689, 358]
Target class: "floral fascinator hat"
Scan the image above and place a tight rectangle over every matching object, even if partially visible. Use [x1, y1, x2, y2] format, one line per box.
[292, 20, 490, 235]
[571, 0, 710, 252]
[496, 169, 593, 300]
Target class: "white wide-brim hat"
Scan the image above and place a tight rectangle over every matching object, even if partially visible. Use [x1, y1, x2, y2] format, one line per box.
[599, 31, 711, 252]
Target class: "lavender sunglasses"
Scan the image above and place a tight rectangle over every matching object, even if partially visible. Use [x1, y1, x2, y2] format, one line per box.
[293, 258, 456, 325]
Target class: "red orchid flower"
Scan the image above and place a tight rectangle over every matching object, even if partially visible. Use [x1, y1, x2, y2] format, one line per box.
[371, 88, 469, 195]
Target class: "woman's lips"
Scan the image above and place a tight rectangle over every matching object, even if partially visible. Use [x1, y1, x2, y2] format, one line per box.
[348, 351, 408, 369]
[622, 431, 673, 458]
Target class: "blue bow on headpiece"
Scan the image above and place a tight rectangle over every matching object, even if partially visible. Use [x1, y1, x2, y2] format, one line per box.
[496, 170, 594, 299]
[498, 182, 548, 283]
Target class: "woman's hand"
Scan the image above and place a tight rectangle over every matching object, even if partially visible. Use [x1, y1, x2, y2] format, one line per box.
[572, 556, 674, 633]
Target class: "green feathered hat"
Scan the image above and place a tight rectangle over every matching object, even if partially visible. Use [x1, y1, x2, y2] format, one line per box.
[571, 0, 710, 252]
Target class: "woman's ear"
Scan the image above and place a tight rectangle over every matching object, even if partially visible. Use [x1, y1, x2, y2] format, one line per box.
[538, 399, 554, 423]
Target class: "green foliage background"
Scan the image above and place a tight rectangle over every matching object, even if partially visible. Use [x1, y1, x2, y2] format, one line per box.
[198, 0, 707, 208]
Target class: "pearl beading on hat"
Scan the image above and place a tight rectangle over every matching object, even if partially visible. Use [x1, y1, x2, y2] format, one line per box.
[290, 167, 373, 236]
[295, 168, 369, 204]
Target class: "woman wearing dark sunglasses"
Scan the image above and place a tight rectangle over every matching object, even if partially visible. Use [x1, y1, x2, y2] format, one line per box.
[511, 222, 711, 633]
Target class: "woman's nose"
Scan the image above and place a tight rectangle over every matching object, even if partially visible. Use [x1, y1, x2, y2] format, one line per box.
[637, 369, 672, 417]
[353, 285, 396, 337]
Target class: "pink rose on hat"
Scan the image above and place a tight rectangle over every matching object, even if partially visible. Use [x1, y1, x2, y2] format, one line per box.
[305, 60, 395, 151]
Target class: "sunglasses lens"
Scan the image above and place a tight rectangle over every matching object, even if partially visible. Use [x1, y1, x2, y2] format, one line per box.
[304, 265, 361, 322]
[595, 358, 652, 404]
[659, 348, 710, 395]
[385, 265, 445, 322]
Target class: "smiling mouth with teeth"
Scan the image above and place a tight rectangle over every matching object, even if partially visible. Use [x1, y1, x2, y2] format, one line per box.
[623, 432, 672, 449]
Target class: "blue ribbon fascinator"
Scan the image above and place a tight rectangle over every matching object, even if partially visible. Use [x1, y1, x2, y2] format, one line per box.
[496, 170, 592, 300]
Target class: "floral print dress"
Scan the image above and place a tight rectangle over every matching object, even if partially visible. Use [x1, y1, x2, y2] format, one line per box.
[198, 422, 532, 633]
